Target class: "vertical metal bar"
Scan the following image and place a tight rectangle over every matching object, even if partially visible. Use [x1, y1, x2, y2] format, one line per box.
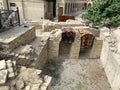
[17, 7, 20, 26]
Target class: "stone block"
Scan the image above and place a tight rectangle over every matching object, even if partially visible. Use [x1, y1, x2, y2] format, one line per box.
[0, 60, 6, 70]
[0, 70, 7, 85]
[25, 85, 31, 90]
[0, 86, 9, 90]
[16, 79, 25, 90]
[6, 60, 13, 68]
[31, 84, 40, 90]
[8, 72, 15, 78]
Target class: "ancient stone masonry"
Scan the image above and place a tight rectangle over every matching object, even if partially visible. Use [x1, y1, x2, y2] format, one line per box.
[0, 25, 52, 90]
[43, 19, 86, 32]
[0, 26, 36, 53]
[0, 59, 52, 90]
[48, 29, 62, 59]
[100, 27, 120, 90]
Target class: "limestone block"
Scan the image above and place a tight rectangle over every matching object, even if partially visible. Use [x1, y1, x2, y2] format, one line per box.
[19, 68, 43, 84]
[6, 60, 13, 68]
[25, 85, 31, 90]
[0, 86, 9, 90]
[8, 67, 14, 73]
[0, 70, 7, 85]
[31, 84, 40, 90]
[16, 79, 25, 90]
[89, 37, 103, 59]
[40, 75, 52, 90]
[0, 60, 6, 70]
[8, 72, 15, 78]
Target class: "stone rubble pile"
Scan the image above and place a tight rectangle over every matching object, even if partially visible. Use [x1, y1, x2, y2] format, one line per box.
[0, 59, 52, 90]
[14, 45, 37, 66]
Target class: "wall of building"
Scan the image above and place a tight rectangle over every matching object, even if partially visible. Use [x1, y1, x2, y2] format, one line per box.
[7, 0, 45, 22]
[0, 0, 8, 9]
[56, 0, 87, 16]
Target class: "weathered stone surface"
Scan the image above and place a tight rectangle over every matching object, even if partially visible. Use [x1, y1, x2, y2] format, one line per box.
[0, 26, 36, 53]
[16, 78, 25, 90]
[0, 70, 7, 85]
[25, 85, 31, 90]
[6, 60, 13, 68]
[0, 60, 6, 70]
[8, 72, 15, 78]
[19, 68, 43, 84]
[0, 86, 9, 90]
[40, 75, 52, 90]
[100, 27, 120, 90]
[8, 67, 14, 73]
[31, 84, 40, 90]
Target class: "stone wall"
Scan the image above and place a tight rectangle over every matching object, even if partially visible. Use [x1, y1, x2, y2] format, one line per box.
[0, 26, 36, 53]
[70, 30, 81, 59]
[0, 59, 52, 90]
[35, 39, 48, 69]
[43, 20, 86, 32]
[100, 27, 120, 90]
[89, 37, 103, 59]
[48, 29, 62, 59]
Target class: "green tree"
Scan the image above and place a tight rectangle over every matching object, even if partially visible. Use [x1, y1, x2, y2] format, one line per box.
[84, 0, 120, 27]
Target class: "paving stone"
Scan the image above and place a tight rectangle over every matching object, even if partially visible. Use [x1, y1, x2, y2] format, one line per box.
[0, 70, 8, 85]
[0, 60, 6, 70]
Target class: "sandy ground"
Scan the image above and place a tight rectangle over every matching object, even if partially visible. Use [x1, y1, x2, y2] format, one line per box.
[43, 55, 111, 90]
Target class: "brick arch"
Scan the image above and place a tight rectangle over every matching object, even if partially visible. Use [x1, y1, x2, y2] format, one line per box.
[78, 29, 95, 49]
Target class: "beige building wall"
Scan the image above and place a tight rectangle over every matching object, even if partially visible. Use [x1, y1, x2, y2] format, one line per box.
[0, 0, 8, 9]
[0, 0, 45, 22]
[0, 0, 88, 21]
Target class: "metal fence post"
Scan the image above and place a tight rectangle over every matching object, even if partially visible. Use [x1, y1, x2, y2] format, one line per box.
[17, 7, 20, 26]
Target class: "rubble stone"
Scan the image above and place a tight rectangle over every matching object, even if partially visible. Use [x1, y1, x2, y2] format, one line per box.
[0, 86, 9, 90]
[8, 67, 14, 73]
[31, 84, 40, 90]
[16, 78, 25, 90]
[19, 68, 43, 84]
[0, 70, 7, 85]
[8, 72, 15, 78]
[25, 85, 31, 90]
[0, 60, 6, 70]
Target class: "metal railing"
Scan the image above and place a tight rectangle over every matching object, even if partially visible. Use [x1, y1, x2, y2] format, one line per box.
[0, 7, 20, 32]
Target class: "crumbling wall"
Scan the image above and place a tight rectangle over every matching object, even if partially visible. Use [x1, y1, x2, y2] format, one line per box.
[70, 30, 81, 59]
[43, 20, 86, 32]
[100, 27, 120, 90]
[0, 59, 52, 90]
[89, 37, 103, 59]
[35, 40, 48, 69]
[48, 29, 62, 59]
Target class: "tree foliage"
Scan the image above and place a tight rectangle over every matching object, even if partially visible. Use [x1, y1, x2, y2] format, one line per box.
[84, 0, 120, 27]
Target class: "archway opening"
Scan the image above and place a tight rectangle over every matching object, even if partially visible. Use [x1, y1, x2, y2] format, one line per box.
[78, 29, 95, 58]
[59, 28, 75, 57]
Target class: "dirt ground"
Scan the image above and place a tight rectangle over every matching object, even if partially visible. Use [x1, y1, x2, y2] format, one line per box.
[43, 54, 111, 90]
